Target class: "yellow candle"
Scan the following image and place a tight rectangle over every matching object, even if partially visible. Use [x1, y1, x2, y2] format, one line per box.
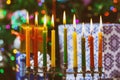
[51, 15, 56, 67]
[72, 14, 77, 68]
[98, 16, 103, 68]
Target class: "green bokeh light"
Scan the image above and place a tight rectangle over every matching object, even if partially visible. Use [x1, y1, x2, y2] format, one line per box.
[0, 27, 2, 31]
[0, 69, 4, 74]
[10, 56, 15, 61]
[71, 9, 76, 13]
[58, 73, 63, 77]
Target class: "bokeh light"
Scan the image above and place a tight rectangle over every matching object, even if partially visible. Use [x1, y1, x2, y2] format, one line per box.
[6, 0, 11, 5]
[0, 9, 7, 19]
[0, 56, 3, 61]
[6, 24, 11, 29]
[104, 11, 109, 16]
[41, 10, 46, 14]
[112, 8, 117, 12]
[113, 0, 118, 3]
[13, 49, 18, 54]
[10, 56, 15, 61]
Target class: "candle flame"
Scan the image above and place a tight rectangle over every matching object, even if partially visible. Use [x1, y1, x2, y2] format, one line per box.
[73, 14, 76, 28]
[99, 16, 103, 32]
[63, 11, 66, 25]
[44, 15, 47, 27]
[51, 14, 54, 27]
[82, 22, 85, 35]
[26, 12, 29, 24]
[90, 18, 93, 34]
[35, 12, 38, 26]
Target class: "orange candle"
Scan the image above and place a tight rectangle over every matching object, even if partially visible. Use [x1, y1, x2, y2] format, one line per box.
[25, 12, 31, 68]
[98, 16, 103, 68]
[25, 27, 31, 67]
[33, 12, 38, 67]
[88, 18, 94, 69]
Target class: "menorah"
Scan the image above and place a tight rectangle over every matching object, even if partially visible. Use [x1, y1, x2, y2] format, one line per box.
[12, 24, 104, 80]
[12, 12, 104, 80]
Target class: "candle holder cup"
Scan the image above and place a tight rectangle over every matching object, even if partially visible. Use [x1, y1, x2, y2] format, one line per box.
[43, 66, 47, 80]
[50, 67, 56, 80]
[33, 66, 38, 79]
[26, 67, 30, 75]
[26, 67, 31, 80]
[98, 67, 102, 78]
[24, 66, 104, 80]
[73, 67, 78, 79]
[90, 67, 94, 78]
[82, 66, 86, 78]
[62, 63, 68, 80]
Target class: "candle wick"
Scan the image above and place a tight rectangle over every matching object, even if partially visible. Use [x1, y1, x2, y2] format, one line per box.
[90, 31, 92, 35]
[83, 33, 84, 37]
[26, 23, 29, 27]
[35, 24, 38, 27]
[44, 27, 46, 31]
[64, 24, 66, 28]
[74, 27, 76, 32]
[53, 26, 55, 30]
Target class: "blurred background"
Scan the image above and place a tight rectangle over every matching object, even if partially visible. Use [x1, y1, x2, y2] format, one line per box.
[0, 0, 120, 80]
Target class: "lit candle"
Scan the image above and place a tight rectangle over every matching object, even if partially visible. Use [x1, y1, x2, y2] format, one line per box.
[33, 12, 38, 68]
[72, 14, 78, 68]
[25, 12, 31, 68]
[81, 23, 86, 69]
[63, 11, 68, 66]
[88, 18, 94, 69]
[51, 15, 56, 67]
[43, 15, 47, 67]
[98, 16, 103, 68]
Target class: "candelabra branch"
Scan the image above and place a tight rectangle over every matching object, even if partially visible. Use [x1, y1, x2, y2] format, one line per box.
[24, 66, 104, 80]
